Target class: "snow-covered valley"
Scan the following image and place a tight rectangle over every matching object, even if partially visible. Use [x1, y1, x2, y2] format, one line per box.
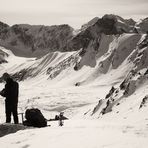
[0, 16, 148, 147]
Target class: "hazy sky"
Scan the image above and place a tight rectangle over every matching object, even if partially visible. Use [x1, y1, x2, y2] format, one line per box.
[0, 0, 148, 29]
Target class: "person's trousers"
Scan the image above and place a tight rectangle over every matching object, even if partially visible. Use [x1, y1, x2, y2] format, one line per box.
[5, 101, 19, 124]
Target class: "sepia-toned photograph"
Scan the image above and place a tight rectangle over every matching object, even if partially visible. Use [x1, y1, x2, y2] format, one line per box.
[0, 0, 148, 147]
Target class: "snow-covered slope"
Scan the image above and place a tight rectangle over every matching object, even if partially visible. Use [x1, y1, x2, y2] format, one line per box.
[86, 34, 148, 121]
[0, 16, 148, 148]
[0, 34, 139, 87]
[0, 32, 147, 118]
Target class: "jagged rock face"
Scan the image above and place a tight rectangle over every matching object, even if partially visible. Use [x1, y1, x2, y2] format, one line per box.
[139, 95, 148, 109]
[66, 15, 136, 52]
[0, 49, 8, 64]
[131, 34, 148, 71]
[135, 18, 148, 33]
[0, 24, 74, 57]
[94, 34, 141, 74]
[125, 18, 136, 26]
[90, 70, 148, 117]
[98, 15, 136, 33]
[95, 17, 118, 34]
[81, 17, 99, 30]
[81, 15, 136, 34]
[70, 16, 118, 51]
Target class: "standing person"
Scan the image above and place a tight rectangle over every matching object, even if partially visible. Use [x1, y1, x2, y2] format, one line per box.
[59, 112, 64, 126]
[0, 73, 19, 124]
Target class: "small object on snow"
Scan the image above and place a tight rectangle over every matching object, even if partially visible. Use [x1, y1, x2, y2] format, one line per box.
[18, 112, 24, 123]
[47, 114, 68, 122]
[75, 82, 81, 86]
[59, 112, 64, 126]
[116, 103, 120, 106]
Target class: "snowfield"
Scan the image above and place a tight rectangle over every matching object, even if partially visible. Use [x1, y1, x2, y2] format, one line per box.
[0, 32, 148, 148]
[0, 119, 148, 148]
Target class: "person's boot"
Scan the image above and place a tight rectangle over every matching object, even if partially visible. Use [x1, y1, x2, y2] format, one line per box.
[14, 115, 19, 124]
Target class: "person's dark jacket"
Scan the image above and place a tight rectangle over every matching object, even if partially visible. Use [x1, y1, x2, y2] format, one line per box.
[1, 78, 19, 104]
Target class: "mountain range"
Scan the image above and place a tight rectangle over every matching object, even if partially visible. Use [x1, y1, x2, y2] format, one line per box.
[0, 14, 148, 57]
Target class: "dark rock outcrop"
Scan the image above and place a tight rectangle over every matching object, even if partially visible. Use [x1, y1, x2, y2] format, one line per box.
[139, 95, 148, 109]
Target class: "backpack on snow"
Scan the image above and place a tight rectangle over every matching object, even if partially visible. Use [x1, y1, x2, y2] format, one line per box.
[23, 108, 47, 128]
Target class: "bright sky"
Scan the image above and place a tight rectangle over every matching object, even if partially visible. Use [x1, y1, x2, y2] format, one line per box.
[0, 0, 148, 29]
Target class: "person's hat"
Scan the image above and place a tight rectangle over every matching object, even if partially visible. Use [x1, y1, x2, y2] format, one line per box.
[2, 72, 10, 80]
